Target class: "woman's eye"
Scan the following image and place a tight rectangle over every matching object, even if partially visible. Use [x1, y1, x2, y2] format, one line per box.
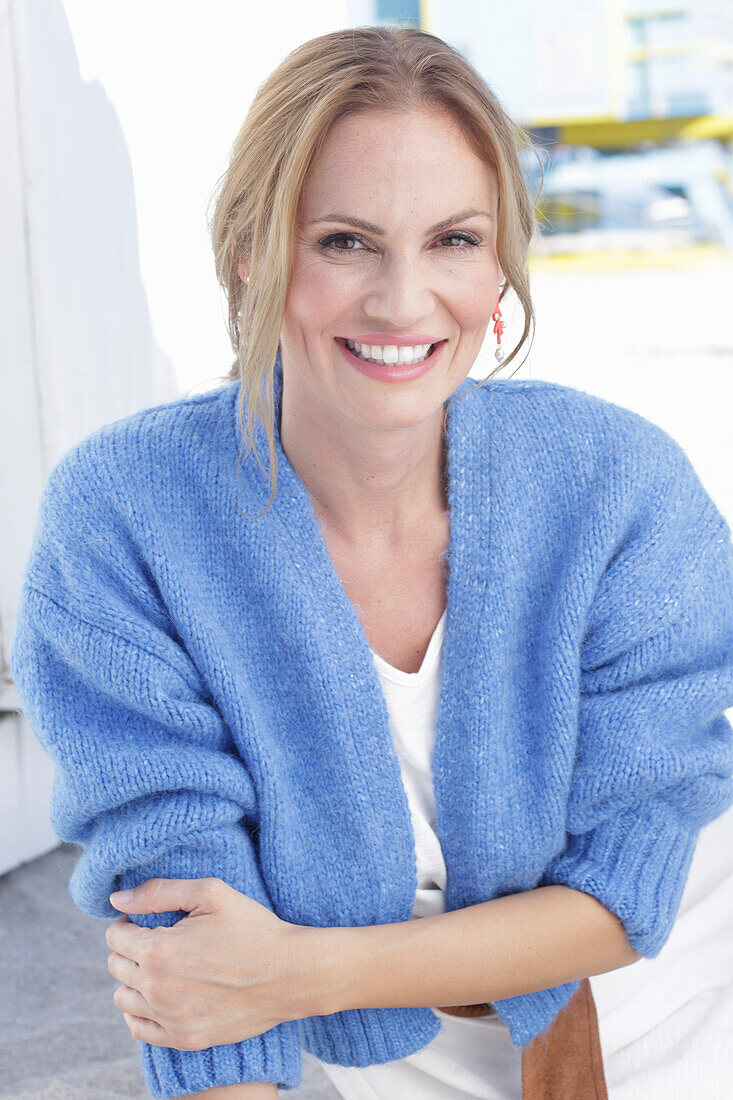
[319, 233, 366, 253]
[441, 232, 480, 249]
[318, 231, 481, 254]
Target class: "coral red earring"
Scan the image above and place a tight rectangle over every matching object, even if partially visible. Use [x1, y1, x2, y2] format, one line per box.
[492, 294, 505, 363]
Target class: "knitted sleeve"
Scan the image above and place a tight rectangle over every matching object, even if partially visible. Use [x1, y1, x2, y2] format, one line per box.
[540, 428, 733, 960]
[9, 445, 302, 1097]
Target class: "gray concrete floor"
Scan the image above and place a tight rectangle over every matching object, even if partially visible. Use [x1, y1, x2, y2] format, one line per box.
[0, 843, 339, 1098]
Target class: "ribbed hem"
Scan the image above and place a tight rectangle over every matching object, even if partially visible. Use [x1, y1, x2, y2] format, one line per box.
[298, 991, 586, 1062]
[300, 1005, 440, 1067]
[541, 798, 700, 959]
[140, 1018, 302, 1097]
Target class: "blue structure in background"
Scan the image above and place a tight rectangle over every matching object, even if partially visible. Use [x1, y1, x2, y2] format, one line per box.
[376, 0, 421, 25]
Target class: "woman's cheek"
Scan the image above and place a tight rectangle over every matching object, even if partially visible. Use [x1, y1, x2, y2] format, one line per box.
[294, 263, 355, 313]
[453, 275, 499, 333]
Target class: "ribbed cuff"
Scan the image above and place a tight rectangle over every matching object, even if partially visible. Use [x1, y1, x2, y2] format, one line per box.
[541, 798, 700, 958]
[140, 1018, 302, 1097]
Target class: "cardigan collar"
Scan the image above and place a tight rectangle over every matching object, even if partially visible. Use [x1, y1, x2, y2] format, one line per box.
[242, 348, 494, 921]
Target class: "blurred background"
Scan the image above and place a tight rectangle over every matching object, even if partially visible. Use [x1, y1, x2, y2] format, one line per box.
[2, 1, 732, 1096]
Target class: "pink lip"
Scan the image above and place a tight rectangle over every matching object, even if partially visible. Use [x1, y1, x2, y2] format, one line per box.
[340, 333, 444, 346]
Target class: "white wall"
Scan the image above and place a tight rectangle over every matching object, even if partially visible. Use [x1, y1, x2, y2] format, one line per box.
[60, 0, 351, 397]
[2, 0, 180, 873]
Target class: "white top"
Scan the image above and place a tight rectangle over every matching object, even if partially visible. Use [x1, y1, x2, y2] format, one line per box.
[369, 607, 451, 921]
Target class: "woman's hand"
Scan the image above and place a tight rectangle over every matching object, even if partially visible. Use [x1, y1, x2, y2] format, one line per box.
[105, 877, 306, 1052]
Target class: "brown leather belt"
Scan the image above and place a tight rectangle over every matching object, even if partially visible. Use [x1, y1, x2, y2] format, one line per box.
[437, 977, 608, 1099]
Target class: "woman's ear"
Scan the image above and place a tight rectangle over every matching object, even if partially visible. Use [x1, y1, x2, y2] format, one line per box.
[236, 260, 249, 283]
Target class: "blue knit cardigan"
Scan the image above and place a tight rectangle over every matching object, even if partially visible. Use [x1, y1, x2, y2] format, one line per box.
[10, 351, 733, 1098]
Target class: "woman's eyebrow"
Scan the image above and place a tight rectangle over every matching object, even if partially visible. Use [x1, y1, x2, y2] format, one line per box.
[309, 209, 492, 235]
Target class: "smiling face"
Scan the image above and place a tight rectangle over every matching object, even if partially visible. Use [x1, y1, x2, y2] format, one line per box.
[240, 105, 503, 433]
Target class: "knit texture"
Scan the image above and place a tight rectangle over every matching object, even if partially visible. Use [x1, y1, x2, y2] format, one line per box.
[10, 350, 733, 1097]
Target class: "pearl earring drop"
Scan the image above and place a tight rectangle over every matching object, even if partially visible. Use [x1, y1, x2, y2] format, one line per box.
[237, 276, 250, 319]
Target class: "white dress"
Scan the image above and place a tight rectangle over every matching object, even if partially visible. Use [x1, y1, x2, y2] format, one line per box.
[316, 610, 524, 1100]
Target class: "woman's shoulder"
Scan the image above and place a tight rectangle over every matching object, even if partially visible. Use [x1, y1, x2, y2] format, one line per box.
[49, 382, 239, 491]
[67, 382, 236, 461]
[37, 382, 241, 548]
[471, 375, 728, 539]
[479, 374, 690, 477]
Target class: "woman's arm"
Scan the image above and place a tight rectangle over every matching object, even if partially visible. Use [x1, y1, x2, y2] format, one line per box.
[8, 449, 301, 1095]
[299, 883, 638, 1015]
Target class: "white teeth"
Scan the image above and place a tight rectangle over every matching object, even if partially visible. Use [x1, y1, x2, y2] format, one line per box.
[345, 340, 434, 366]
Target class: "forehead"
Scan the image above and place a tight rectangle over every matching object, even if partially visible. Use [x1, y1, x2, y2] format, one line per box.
[300, 108, 498, 221]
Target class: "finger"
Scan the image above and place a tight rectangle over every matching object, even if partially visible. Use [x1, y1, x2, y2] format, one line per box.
[107, 950, 140, 987]
[105, 915, 149, 963]
[113, 983, 153, 1020]
[110, 877, 222, 915]
[123, 1011, 174, 1048]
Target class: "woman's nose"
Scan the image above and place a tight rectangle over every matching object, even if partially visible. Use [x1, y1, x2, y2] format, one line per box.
[362, 253, 434, 327]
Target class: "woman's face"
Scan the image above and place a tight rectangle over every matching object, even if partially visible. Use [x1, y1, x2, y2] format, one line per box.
[243, 107, 504, 428]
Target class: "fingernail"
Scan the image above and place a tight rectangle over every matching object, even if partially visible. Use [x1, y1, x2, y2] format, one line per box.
[110, 890, 133, 905]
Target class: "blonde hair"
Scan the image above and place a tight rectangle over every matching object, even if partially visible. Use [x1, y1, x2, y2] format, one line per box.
[207, 24, 544, 516]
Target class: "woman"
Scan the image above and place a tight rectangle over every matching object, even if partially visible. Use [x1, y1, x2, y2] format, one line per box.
[10, 25, 733, 1100]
